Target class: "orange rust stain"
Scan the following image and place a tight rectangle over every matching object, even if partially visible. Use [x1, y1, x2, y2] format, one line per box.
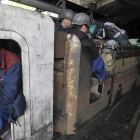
[114, 70, 136, 83]
[104, 69, 137, 89]
[105, 80, 112, 87]
[82, 104, 87, 109]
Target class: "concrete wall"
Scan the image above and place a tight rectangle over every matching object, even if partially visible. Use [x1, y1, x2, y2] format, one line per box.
[0, 4, 54, 140]
[69, 0, 115, 8]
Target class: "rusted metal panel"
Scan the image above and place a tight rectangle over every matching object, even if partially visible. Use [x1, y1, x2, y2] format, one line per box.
[54, 36, 140, 135]
[63, 34, 81, 134]
[101, 53, 114, 75]
[54, 59, 64, 71]
[114, 56, 140, 74]
[53, 112, 67, 135]
[53, 69, 69, 134]
[111, 68, 140, 104]
[54, 31, 67, 58]
[76, 45, 92, 125]
[53, 70, 64, 113]
[116, 51, 140, 59]
[101, 50, 140, 76]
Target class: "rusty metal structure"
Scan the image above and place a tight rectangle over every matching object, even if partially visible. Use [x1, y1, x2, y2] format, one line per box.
[1, 0, 140, 139]
[54, 31, 140, 135]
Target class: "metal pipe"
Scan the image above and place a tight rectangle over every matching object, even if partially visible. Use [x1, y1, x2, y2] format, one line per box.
[10, 0, 62, 14]
[55, 0, 62, 6]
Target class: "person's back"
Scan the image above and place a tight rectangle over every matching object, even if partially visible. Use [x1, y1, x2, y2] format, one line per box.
[68, 13, 99, 60]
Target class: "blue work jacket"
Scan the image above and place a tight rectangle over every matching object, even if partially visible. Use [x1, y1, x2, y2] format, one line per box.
[0, 48, 26, 123]
[92, 56, 106, 80]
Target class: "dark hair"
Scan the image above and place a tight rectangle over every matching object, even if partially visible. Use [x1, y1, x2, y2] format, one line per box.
[72, 24, 83, 29]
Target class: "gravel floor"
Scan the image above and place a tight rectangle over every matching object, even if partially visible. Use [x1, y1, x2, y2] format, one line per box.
[82, 86, 140, 140]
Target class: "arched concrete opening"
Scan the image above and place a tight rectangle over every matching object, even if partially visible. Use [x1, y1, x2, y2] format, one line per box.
[0, 4, 54, 140]
[0, 31, 30, 140]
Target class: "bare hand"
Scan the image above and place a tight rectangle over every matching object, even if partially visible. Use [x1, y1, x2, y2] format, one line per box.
[87, 33, 92, 39]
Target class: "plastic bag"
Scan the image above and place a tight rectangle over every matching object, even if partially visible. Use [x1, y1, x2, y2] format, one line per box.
[104, 40, 117, 46]
[129, 39, 139, 45]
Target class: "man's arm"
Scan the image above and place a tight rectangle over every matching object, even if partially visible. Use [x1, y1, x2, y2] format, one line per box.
[92, 58, 99, 73]
[92, 65, 96, 73]
[0, 62, 22, 106]
[88, 42, 99, 60]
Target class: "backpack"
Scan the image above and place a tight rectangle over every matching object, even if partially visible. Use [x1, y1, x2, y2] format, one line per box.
[104, 22, 128, 46]
[90, 22, 128, 46]
[90, 24, 106, 39]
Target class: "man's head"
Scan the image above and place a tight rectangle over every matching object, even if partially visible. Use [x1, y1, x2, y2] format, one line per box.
[60, 9, 75, 29]
[72, 13, 91, 33]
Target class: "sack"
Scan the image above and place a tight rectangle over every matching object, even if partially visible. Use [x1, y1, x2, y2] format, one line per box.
[89, 24, 106, 39]
[104, 22, 128, 46]
[129, 39, 139, 45]
[104, 40, 117, 46]
[92, 26, 106, 39]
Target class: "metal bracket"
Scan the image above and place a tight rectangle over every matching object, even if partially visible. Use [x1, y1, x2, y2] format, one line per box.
[89, 2, 97, 23]
[55, 0, 62, 6]
[62, 0, 66, 11]
[57, 0, 66, 18]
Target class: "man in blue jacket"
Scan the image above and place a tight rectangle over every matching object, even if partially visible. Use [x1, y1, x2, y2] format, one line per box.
[55, 9, 75, 32]
[0, 48, 26, 139]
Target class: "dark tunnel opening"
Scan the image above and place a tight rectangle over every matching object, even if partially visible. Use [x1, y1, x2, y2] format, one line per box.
[94, 0, 140, 39]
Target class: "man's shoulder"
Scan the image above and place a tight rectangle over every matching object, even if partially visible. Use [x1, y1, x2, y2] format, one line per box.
[6, 50, 21, 61]
[81, 37, 94, 46]
[55, 20, 62, 31]
[68, 29, 88, 39]
[4, 49, 21, 69]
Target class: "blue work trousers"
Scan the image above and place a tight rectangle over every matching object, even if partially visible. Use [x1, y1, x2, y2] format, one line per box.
[0, 106, 9, 130]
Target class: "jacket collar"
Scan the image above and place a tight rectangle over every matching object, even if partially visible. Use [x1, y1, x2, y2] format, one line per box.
[68, 28, 88, 40]
[0, 48, 7, 75]
[0, 48, 6, 69]
[55, 20, 62, 30]
[55, 20, 68, 32]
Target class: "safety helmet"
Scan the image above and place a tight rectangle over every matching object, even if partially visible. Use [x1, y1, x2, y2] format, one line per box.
[60, 9, 75, 20]
[72, 13, 91, 27]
